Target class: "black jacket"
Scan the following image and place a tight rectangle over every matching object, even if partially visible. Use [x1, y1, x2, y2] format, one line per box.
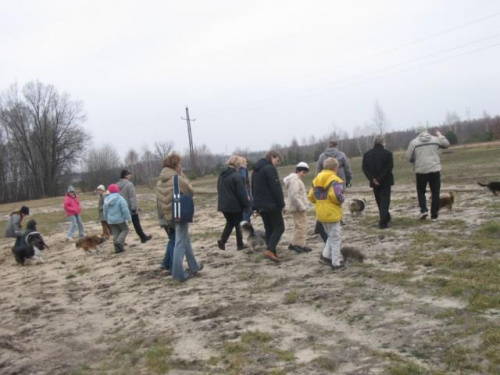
[251, 158, 285, 212]
[362, 144, 394, 188]
[217, 167, 249, 212]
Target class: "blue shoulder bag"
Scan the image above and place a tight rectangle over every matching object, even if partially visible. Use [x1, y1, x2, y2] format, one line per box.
[172, 175, 194, 223]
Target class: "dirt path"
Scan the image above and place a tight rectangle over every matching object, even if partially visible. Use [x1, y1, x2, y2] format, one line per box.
[0, 183, 498, 374]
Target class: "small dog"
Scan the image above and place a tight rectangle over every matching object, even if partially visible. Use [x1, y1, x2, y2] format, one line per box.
[12, 220, 49, 265]
[240, 221, 266, 252]
[438, 191, 456, 212]
[75, 235, 106, 254]
[349, 198, 366, 215]
[478, 182, 500, 196]
[341, 246, 365, 264]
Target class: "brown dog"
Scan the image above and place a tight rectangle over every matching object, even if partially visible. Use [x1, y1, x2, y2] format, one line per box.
[438, 191, 456, 212]
[75, 235, 106, 254]
[341, 246, 365, 264]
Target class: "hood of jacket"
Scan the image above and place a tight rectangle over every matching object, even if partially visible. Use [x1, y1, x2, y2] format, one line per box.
[117, 178, 131, 190]
[220, 166, 238, 178]
[104, 193, 120, 207]
[313, 169, 343, 188]
[418, 132, 432, 142]
[253, 158, 271, 173]
[158, 166, 177, 183]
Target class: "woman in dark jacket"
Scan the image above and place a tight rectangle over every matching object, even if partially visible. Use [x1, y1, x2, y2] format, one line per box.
[251, 150, 285, 262]
[217, 155, 249, 250]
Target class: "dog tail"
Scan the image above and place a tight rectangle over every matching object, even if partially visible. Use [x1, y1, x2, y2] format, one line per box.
[240, 221, 254, 235]
[478, 182, 487, 187]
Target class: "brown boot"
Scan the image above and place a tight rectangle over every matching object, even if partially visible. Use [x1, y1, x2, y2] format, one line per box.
[264, 250, 280, 262]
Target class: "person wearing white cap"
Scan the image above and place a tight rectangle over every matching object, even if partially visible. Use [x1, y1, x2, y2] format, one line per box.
[96, 185, 110, 239]
[283, 162, 312, 253]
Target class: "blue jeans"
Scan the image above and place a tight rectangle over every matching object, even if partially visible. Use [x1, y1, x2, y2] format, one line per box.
[172, 223, 201, 282]
[67, 214, 85, 239]
[161, 227, 175, 271]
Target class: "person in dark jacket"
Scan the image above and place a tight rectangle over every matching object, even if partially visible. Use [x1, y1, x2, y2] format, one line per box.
[251, 150, 285, 262]
[217, 155, 250, 251]
[362, 135, 394, 229]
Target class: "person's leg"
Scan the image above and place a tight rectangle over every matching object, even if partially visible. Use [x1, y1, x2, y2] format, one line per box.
[109, 224, 122, 252]
[416, 173, 429, 215]
[182, 224, 201, 273]
[260, 211, 273, 246]
[131, 213, 148, 241]
[76, 215, 85, 237]
[232, 212, 245, 248]
[172, 223, 189, 281]
[322, 222, 333, 260]
[161, 227, 175, 270]
[378, 186, 391, 227]
[292, 211, 307, 247]
[220, 212, 235, 245]
[315, 220, 328, 243]
[429, 172, 441, 219]
[66, 215, 77, 239]
[267, 210, 284, 255]
[324, 222, 342, 266]
[116, 222, 129, 245]
[101, 221, 110, 239]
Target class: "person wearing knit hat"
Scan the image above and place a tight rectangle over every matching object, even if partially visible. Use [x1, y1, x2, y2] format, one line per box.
[406, 127, 450, 221]
[104, 184, 132, 253]
[4, 206, 31, 248]
[117, 170, 152, 243]
[283, 161, 311, 253]
[96, 184, 110, 240]
[63, 186, 85, 241]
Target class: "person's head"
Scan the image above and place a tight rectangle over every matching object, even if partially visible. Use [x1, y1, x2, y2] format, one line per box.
[67, 186, 76, 196]
[226, 155, 242, 168]
[20, 206, 30, 216]
[163, 152, 182, 171]
[374, 135, 386, 147]
[415, 125, 427, 134]
[121, 169, 132, 179]
[240, 157, 248, 167]
[329, 140, 338, 148]
[108, 184, 120, 194]
[323, 157, 339, 172]
[295, 162, 310, 178]
[265, 150, 283, 166]
[96, 184, 106, 194]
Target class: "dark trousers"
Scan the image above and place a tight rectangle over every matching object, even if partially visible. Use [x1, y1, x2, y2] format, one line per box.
[260, 210, 285, 254]
[161, 227, 175, 271]
[416, 172, 441, 219]
[315, 220, 328, 243]
[131, 213, 147, 241]
[220, 212, 244, 247]
[373, 185, 391, 226]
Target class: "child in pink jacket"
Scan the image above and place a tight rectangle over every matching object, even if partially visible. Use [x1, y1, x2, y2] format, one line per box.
[63, 186, 85, 240]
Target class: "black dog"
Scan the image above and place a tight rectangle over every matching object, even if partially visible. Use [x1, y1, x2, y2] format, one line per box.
[12, 220, 49, 265]
[478, 182, 500, 196]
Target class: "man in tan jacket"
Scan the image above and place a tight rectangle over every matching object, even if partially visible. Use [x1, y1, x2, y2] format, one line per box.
[283, 162, 311, 253]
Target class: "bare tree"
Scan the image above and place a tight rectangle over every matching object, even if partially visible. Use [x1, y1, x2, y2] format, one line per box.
[194, 144, 213, 176]
[83, 144, 121, 190]
[154, 141, 174, 160]
[371, 100, 389, 135]
[0, 81, 90, 198]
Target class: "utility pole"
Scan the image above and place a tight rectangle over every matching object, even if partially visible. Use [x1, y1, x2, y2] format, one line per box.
[181, 107, 196, 172]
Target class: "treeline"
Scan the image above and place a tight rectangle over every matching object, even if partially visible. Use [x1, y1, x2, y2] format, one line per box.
[1, 81, 499, 203]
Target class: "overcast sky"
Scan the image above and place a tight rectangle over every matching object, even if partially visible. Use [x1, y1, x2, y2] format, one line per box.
[1, 1, 499, 157]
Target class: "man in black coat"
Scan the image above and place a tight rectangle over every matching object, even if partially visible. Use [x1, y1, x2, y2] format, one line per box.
[217, 155, 249, 251]
[251, 150, 285, 262]
[362, 135, 394, 229]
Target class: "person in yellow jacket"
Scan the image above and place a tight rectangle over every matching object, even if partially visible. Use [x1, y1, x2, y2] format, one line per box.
[308, 157, 346, 271]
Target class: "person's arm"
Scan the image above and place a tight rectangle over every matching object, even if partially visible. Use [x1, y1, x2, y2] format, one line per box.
[343, 156, 353, 184]
[435, 130, 450, 149]
[332, 182, 345, 204]
[266, 166, 285, 209]
[362, 154, 373, 182]
[128, 183, 138, 212]
[234, 175, 249, 208]
[378, 152, 394, 183]
[405, 141, 416, 162]
[179, 175, 195, 196]
[307, 186, 316, 204]
[12, 215, 23, 237]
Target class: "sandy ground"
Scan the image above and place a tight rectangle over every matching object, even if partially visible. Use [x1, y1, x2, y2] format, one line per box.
[0, 183, 497, 374]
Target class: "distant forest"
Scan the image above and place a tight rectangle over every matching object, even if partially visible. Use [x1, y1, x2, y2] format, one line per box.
[1, 81, 499, 203]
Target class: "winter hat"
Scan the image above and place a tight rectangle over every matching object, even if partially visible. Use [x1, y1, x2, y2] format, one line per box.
[415, 125, 427, 134]
[96, 184, 105, 191]
[296, 162, 310, 171]
[67, 185, 76, 193]
[120, 169, 132, 179]
[108, 184, 120, 194]
[20, 206, 30, 216]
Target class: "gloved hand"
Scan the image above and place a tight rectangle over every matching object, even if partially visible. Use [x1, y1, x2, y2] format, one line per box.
[346, 181, 351, 188]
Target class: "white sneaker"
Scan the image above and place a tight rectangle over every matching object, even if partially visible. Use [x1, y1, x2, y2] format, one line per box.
[419, 213, 428, 220]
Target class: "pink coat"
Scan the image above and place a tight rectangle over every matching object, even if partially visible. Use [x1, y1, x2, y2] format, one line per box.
[63, 194, 82, 216]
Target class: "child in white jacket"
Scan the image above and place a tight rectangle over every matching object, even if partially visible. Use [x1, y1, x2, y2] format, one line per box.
[283, 162, 311, 253]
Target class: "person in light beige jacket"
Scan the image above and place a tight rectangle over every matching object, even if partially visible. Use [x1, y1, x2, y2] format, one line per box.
[283, 162, 311, 253]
